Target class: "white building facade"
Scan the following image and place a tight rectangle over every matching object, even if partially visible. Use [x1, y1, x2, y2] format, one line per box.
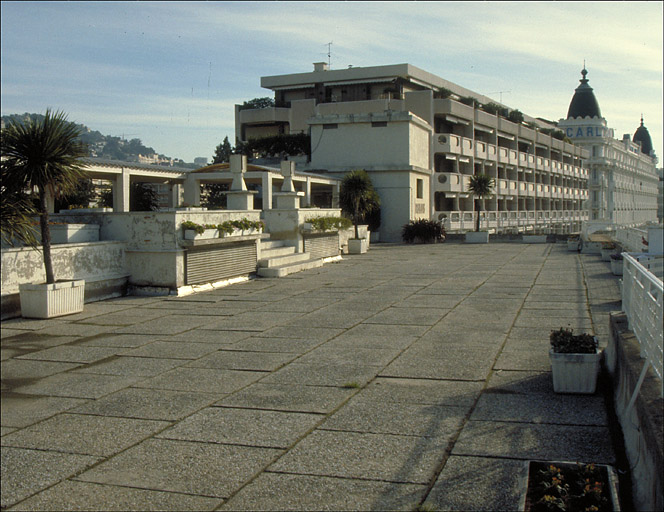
[558, 68, 659, 227]
[236, 63, 592, 241]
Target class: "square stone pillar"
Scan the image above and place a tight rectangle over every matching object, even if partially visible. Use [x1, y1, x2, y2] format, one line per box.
[113, 167, 131, 212]
[262, 173, 274, 210]
[183, 174, 200, 206]
[226, 154, 256, 209]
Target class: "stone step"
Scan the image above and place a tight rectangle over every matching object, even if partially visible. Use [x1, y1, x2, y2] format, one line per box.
[260, 245, 296, 260]
[257, 258, 324, 278]
[258, 252, 311, 268]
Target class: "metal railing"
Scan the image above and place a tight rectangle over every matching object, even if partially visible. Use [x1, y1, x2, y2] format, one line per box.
[622, 253, 664, 399]
[615, 226, 648, 252]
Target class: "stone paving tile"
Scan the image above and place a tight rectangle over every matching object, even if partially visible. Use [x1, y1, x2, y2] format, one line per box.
[172, 328, 252, 344]
[1, 358, 81, 383]
[260, 362, 380, 388]
[452, 420, 615, 464]
[32, 323, 120, 338]
[73, 356, 185, 377]
[203, 311, 302, 332]
[1, 333, 81, 354]
[119, 340, 226, 360]
[359, 377, 483, 407]
[134, 367, 263, 394]
[320, 398, 467, 438]
[67, 333, 157, 348]
[417, 328, 507, 348]
[216, 383, 355, 414]
[269, 429, 448, 484]
[0, 446, 100, 509]
[15, 345, 119, 364]
[364, 307, 450, 326]
[71, 387, 220, 421]
[226, 336, 323, 353]
[220, 471, 427, 511]
[0, 328, 34, 341]
[255, 325, 345, 341]
[1, 318, 68, 331]
[295, 345, 401, 367]
[381, 347, 497, 381]
[423, 455, 525, 512]
[11, 372, 141, 399]
[394, 294, 465, 309]
[76, 438, 282, 499]
[1, 426, 17, 436]
[75, 309, 171, 326]
[112, 314, 220, 335]
[252, 297, 337, 313]
[158, 406, 322, 448]
[1, 393, 89, 428]
[1, 413, 169, 456]
[296, 309, 373, 328]
[10, 480, 223, 511]
[494, 348, 554, 372]
[185, 349, 297, 371]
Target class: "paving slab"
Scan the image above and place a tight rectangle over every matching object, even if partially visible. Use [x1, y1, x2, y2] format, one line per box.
[423, 455, 525, 511]
[67, 333, 157, 348]
[364, 306, 450, 326]
[76, 438, 282, 498]
[1, 393, 89, 428]
[171, 329, 252, 344]
[203, 311, 303, 332]
[119, 340, 226, 360]
[72, 355, 185, 377]
[75, 309, 170, 325]
[226, 336, 324, 353]
[1, 358, 81, 383]
[254, 324, 345, 341]
[10, 480, 223, 511]
[0, 413, 169, 456]
[112, 314, 221, 335]
[0, 446, 100, 509]
[185, 349, 297, 371]
[381, 348, 497, 381]
[134, 367, 263, 393]
[358, 377, 483, 407]
[452, 420, 615, 464]
[260, 362, 380, 387]
[11, 372, 141, 399]
[71, 387, 220, 420]
[216, 383, 355, 414]
[219, 471, 426, 511]
[269, 429, 448, 484]
[16, 345, 119, 364]
[32, 323, 119, 338]
[158, 406, 322, 448]
[295, 345, 401, 367]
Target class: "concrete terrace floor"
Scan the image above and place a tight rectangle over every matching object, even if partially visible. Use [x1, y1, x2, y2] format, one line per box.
[1, 242, 625, 511]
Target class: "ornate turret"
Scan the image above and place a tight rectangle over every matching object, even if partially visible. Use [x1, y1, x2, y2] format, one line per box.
[633, 115, 654, 156]
[566, 66, 602, 119]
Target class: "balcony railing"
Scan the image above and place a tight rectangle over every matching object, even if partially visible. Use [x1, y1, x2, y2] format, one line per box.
[436, 209, 586, 232]
[435, 172, 470, 193]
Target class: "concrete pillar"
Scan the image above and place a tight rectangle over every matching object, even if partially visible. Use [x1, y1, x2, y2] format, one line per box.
[332, 183, 340, 208]
[230, 154, 248, 191]
[280, 161, 296, 193]
[168, 183, 181, 208]
[261, 173, 273, 210]
[113, 168, 131, 212]
[304, 177, 312, 207]
[227, 154, 256, 210]
[183, 174, 200, 206]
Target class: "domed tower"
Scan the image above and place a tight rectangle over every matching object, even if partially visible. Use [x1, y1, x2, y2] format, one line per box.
[567, 67, 602, 119]
[633, 116, 654, 156]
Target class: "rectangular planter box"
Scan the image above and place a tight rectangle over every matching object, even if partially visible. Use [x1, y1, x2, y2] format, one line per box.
[50, 224, 100, 244]
[519, 460, 621, 511]
[348, 238, 368, 254]
[610, 258, 623, 275]
[184, 229, 219, 240]
[19, 280, 85, 319]
[465, 231, 489, 244]
[522, 235, 547, 244]
[568, 240, 580, 251]
[549, 347, 602, 394]
[601, 248, 614, 262]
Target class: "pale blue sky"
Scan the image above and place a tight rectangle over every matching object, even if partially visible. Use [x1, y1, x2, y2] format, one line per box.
[1, 1, 662, 163]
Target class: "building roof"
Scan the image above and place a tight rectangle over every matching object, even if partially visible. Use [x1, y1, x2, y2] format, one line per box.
[566, 67, 602, 119]
[633, 116, 654, 156]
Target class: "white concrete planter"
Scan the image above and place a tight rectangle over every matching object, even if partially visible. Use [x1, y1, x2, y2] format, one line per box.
[50, 224, 100, 244]
[184, 229, 219, 240]
[549, 347, 602, 394]
[19, 280, 85, 319]
[518, 460, 621, 511]
[567, 240, 580, 251]
[522, 235, 547, 244]
[348, 238, 368, 254]
[610, 258, 623, 276]
[370, 231, 380, 243]
[465, 231, 489, 244]
[601, 248, 614, 262]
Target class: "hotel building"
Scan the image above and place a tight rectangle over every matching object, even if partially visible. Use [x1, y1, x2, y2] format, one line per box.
[234, 63, 651, 241]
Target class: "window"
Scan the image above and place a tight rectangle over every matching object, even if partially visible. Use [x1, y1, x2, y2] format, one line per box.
[416, 179, 424, 199]
[322, 124, 338, 130]
[371, 121, 387, 128]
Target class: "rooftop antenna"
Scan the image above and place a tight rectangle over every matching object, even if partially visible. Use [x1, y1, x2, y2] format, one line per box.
[326, 42, 332, 68]
[487, 90, 511, 104]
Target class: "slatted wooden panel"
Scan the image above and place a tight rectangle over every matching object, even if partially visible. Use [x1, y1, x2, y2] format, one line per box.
[304, 233, 340, 260]
[185, 242, 257, 285]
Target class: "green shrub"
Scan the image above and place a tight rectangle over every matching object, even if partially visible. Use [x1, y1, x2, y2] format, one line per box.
[550, 328, 597, 354]
[305, 216, 352, 232]
[401, 219, 446, 244]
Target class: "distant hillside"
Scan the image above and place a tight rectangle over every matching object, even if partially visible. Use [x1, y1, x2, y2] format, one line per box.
[1, 113, 196, 168]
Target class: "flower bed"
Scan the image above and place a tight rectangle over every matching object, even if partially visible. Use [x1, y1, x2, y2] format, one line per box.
[182, 219, 264, 240]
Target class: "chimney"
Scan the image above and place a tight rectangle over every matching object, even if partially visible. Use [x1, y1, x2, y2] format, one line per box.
[313, 62, 329, 72]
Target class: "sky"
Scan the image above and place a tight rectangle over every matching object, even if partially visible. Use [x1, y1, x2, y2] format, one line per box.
[1, 1, 662, 164]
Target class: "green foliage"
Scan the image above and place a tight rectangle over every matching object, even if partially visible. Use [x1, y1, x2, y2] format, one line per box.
[467, 174, 495, 232]
[237, 97, 275, 111]
[508, 109, 524, 124]
[201, 183, 228, 209]
[459, 96, 479, 107]
[339, 170, 380, 239]
[0, 184, 39, 248]
[434, 87, 453, 99]
[550, 328, 597, 354]
[480, 102, 505, 116]
[212, 136, 233, 164]
[54, 178, 96, 212]
[241, 133, 310, 158]
[182, 218, 264, 237]
[1, 109, 88, 283]
[401, 219, 446, 244]
[540, 128, 566, 141]
[130, 183, 159, 211]
[305, 216, 352, 232]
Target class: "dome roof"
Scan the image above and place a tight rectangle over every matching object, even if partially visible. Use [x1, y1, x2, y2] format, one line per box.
[566, 67, 602, 119]
[633, 116, 654, 156]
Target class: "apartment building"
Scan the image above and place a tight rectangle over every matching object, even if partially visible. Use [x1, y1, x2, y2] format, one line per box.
[236, 63, 590, 241]
[557, 68, 659, 227]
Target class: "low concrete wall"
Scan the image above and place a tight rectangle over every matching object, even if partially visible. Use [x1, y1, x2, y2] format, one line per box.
[605, 312, 663, 512]
[1, 241, 128, 320]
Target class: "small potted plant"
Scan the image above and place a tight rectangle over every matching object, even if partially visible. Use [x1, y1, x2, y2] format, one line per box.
[549, 327, 602, 394]
[609, 252, 623, 276]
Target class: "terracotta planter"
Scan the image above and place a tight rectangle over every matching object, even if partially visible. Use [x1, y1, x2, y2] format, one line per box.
[465, 231, 489, 244]
[519, 460, 621, 511]
[19, 280, 85, 319]
[549, 346, 602, 394]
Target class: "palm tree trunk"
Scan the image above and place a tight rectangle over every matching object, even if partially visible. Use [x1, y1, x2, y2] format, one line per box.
[38, 187, 55, 284]
[475, 198, 480, 232]
[354, 199, 360, 239]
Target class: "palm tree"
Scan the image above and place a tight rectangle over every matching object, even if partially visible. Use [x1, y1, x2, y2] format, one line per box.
[339, 169, 380, 239]
[467, 174, 495, 232]
[1, 109, 88, 284]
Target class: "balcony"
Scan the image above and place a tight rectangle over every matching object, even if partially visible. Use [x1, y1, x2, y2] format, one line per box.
[536, 157, 550, 172]
[461, 137, 474, 157]
[498, 147, 510, 164]
[509, 150, 518, 166]
[475, 141, 487, 160]
[435, 172, 470, 193]
[435, 134, 462, 155]
[238, 107, 290, 125]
